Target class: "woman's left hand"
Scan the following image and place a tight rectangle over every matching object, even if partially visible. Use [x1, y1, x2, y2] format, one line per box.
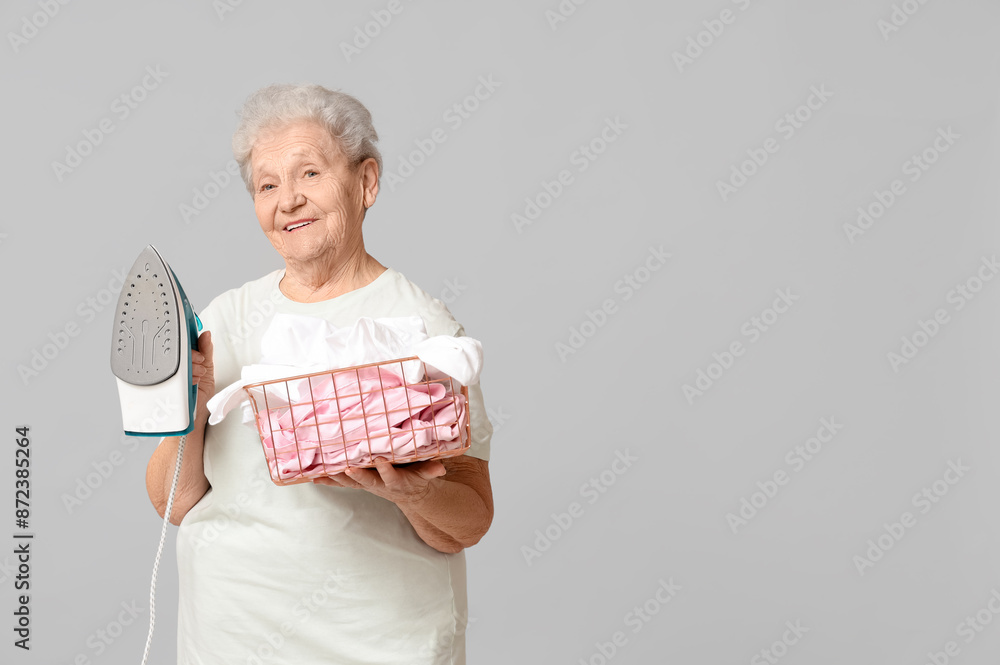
[312, 458, 447, 505]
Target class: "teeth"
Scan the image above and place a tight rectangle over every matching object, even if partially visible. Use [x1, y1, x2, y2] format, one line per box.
[286, 221, 312, 231]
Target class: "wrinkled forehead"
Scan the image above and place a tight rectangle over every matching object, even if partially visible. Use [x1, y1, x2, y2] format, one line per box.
[251, 121, 346, 176]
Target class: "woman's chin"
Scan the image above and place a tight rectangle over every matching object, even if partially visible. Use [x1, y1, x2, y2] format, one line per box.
[276, 240, 334, 264]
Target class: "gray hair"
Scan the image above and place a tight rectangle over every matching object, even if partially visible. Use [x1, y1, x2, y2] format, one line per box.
[231, 83, 382, 196]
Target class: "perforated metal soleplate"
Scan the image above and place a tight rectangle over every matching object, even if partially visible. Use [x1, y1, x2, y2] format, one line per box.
[110, 246, 181, 386]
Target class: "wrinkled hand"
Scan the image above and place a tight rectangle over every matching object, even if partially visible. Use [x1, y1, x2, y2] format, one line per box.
[312, 458, 447, 505]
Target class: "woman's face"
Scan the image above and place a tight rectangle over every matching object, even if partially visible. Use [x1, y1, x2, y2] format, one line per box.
[250, 118, 376, 268]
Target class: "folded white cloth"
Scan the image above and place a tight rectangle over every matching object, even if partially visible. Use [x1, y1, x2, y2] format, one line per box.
[415, 335, 483, 385]
[207, 314, 483, 426]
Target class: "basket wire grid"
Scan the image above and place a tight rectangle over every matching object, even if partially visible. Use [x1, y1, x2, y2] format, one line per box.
[243, 356, 470, 486]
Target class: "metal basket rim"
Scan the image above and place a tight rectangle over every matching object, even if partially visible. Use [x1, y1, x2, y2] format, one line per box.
[241, 355, 426, 391]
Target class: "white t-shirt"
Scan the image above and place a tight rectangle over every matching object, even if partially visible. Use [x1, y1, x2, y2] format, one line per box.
[175, 266, 492, 665]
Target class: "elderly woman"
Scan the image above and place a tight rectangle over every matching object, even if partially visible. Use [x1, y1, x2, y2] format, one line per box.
[145, 83, 494, 664]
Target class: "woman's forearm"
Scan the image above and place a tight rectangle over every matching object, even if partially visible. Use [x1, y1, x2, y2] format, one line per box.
[145, 412, 211, 526]
[397, 476, 493, 554]
[314, 456, 494, 553]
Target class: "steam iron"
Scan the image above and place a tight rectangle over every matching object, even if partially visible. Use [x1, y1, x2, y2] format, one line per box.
[110, 245, 201, 436]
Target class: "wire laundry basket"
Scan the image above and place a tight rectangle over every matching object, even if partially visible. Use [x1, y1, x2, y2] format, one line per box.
[242, 356, 471, 486]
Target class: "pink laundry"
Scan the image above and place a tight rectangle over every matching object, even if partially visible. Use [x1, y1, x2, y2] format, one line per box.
[252, 366, 467, 481]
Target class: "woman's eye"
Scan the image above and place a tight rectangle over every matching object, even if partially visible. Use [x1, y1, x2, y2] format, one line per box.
[260, 184, 274, 192]
[306, 171, 318, 177]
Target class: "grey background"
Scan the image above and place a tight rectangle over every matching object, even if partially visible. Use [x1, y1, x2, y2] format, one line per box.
[3, 0, 999, 663]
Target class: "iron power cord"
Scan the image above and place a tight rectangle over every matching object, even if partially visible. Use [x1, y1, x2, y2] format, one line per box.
[141, 434, 186, 665]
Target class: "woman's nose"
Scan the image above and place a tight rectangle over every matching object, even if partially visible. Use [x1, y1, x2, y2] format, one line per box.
[278, 181, 306, 212]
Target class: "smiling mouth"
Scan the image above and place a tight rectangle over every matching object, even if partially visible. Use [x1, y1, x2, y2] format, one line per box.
[285, 221, 314, 232]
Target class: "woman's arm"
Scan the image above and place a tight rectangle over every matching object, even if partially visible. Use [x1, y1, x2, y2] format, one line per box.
[389, 456, 493, 553]
[144, 331, 215, 526]
[313, 456, 494, 553]
[145, 417, 211, 526]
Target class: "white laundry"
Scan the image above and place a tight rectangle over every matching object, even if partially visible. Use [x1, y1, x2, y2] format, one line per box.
[414, 334, 484, 386]
[206, 313, 484, 426]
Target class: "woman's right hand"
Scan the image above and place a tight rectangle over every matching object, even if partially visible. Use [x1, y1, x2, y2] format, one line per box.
[192, 330, 215, 420]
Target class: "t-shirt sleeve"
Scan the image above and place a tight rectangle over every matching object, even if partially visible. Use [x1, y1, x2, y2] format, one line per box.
[417, 302, 493, 463]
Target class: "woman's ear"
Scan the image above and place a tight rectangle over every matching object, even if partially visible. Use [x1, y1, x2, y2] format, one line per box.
[360, 157, 379, 209]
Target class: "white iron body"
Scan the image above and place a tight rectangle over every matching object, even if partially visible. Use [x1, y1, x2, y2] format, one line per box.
[111, 245, 200, 437]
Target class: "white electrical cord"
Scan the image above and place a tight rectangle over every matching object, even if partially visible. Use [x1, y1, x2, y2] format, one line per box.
[140, 434, 186, 665]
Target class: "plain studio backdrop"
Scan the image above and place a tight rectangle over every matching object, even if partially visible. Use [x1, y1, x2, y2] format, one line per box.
[3, 1, 1000, 663]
